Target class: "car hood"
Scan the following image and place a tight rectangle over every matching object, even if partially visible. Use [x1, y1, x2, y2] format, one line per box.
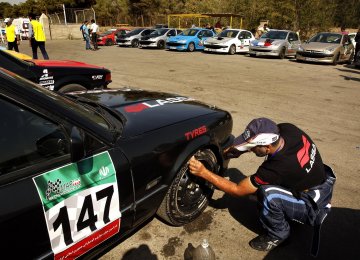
[300, 42, 339, 51]
[206, 37, 232, 44]
[169, 35, 193, 42]
[77, 88, 219, 137]
[31, 59, 103, 69]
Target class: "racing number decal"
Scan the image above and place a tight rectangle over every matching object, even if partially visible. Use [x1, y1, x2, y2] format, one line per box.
[33, 151, 121, 260]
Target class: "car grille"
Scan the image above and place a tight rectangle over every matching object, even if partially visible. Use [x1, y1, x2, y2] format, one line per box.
[117, 39, 129, 43]
[298, 51, 332, 58]
[204, 44, 226, 49]
[140, 40, 154, 45]
[252, 49, 272, 52]
[167, 42, 186, 46]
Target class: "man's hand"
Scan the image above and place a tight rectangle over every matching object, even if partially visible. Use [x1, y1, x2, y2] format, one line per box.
[188, 156, 206, 177]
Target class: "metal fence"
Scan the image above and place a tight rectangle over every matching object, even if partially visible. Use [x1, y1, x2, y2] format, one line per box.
[48, 7, 96, 25]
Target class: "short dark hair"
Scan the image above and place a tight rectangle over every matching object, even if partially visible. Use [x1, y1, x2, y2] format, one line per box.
[91, 19, 95, 23]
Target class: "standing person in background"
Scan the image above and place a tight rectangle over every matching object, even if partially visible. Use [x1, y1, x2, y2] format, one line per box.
[4, 18, 20, 52]
[28, 14, 49, 59]
[80, 21, 86, 40]
[340, 26, 348, 35]
[82, 21, 92, 50]
[90, 19, 99, 50]
[353, 27, 360, 63]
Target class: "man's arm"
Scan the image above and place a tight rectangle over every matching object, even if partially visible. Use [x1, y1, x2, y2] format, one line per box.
[189, 157, 257, 197]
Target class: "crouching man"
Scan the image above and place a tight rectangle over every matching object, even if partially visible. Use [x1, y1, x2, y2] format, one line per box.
[189, 118, 335, 254]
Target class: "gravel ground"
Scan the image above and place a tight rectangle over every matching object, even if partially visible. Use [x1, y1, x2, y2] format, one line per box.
[19, 39, 360, 260]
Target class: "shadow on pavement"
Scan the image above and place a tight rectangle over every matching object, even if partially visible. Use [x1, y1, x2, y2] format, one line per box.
[121, 244, 158, 260]
[210, 168, 360, 260]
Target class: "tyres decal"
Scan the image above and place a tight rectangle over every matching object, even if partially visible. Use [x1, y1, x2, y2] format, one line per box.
[33, 151, 121, 260]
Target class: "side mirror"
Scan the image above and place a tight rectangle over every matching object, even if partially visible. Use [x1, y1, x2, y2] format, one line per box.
[36, 134, 67, 157]
[70, 126, 85, 162]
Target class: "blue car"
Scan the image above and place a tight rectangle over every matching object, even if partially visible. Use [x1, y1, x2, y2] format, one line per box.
[166, 28, 216, 52]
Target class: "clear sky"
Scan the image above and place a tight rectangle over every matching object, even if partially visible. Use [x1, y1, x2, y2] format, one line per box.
[2, 0, 25, 4]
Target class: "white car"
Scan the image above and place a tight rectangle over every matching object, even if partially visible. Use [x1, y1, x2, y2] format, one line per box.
[203, 29, 255, 55]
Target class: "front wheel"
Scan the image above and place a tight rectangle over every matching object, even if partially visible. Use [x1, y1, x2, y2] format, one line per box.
[279, 48, 286, 59]
[59, 84, 87, 93]
[105, 39, 113, 46]
[157, 149, 219, 226]
[188, 42, 195, 52]
[157, 40, 165, 49]
[131, 39, 139, 48]
[228, 44, 236, 55]
[332, 53, 340, 65]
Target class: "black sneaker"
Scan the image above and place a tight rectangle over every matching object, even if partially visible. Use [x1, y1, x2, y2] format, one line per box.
[249, 234, 284, 251]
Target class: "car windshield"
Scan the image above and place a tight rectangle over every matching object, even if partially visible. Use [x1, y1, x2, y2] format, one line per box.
[218, 30, 239, 38]
[102, 31, 113, 36]
[150, 28, 168, 36]
[126, 28, 143, 36]
[180, 29, 199, 36]
[261, 31, 288, 40]
[309, 33, 342, 44]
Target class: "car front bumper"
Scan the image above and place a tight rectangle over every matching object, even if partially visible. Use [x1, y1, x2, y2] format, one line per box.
[204, 45, 229, 53]
[249, 48, 281, 57]
[117, 40, 132, 46]
[296, 52, 335, 63]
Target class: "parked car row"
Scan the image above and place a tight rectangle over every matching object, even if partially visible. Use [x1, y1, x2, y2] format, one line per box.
[113, 27, 356, 65]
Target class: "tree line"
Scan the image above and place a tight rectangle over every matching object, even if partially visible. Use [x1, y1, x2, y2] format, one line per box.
[1, 0, 359, 38]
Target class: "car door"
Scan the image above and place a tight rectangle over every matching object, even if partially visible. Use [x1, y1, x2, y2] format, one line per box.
[0, 95, 134, 259]
[239, 31, 253, 51]
[287, 32, 301, 55]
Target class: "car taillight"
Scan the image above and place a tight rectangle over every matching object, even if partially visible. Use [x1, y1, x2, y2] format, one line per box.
[105, 72, 112, 82]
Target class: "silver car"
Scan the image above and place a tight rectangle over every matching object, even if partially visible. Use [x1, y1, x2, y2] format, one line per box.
[139, 28, 182, 49]
[296, 32, 354, 65]
[249, 30, 301, 58]
[116, 28, 155, 47]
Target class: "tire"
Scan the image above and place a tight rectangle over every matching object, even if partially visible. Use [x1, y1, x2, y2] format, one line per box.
[157, 149, 219, 226]
[228, 44, 236, 55]
[59, 84, 87, 93]
[105, 39, 113, 46]
[249, 53, 256, 57]
[188, 42, 195, 52]
[279, 48, 286, 59]
[131, 39, 139, 48]
[157, 40, 165, 49]
[332, 53, 340, 65]
[347, 51, 354, 64]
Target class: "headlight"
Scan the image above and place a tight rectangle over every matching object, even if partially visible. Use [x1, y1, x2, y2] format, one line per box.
[272, 41, 281, 46]
[298, 46, 304, 52]
[325, 46, 336, 54]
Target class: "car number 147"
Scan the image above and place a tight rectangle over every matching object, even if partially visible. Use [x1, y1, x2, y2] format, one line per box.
[33, 151, 121, 259]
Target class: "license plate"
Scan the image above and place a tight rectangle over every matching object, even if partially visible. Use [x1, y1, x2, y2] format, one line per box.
[305, 57, 318, 62]
[170, 46, 177, 50]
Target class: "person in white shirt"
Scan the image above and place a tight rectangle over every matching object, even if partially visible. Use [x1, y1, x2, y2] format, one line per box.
[90, 19, 99, 50]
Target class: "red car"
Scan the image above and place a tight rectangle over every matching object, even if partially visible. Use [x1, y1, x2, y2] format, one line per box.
[97, 28, 130, 46]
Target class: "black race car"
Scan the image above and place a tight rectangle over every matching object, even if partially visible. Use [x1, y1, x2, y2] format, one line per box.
[0, 68, 233, 259]
[0, 49, 111, 93]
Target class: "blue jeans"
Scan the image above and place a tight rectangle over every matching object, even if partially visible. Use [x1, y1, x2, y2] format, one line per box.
[85, 34, 91, 49]
[257, 165, 336, 240]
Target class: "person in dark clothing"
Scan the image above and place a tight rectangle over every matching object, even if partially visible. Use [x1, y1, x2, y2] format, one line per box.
[189, 118, 335, 254]
[354, 27, 360, 62]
